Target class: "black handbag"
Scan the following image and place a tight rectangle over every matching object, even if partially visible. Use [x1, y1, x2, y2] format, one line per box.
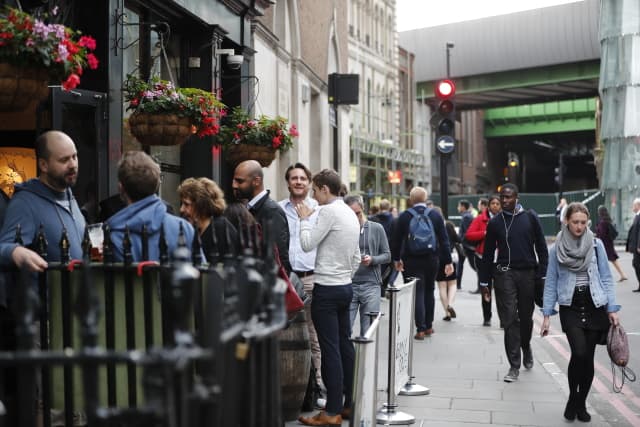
[607, 323, 636, 392]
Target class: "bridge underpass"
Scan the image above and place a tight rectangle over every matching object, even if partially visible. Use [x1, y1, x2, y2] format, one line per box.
[400, 0, 602, 195]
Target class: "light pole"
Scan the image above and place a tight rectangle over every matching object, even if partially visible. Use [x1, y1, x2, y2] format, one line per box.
[440, 42, 454, 217]
[446, 42, 454, 78]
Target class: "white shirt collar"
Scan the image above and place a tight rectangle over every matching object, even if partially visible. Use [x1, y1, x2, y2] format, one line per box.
[247, 189, 268, 209]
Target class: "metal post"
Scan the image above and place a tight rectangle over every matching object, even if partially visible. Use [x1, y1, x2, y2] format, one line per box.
[376, 287, 415, 425]
[399, 278, 429, 396]
[440, 154, 449, 218]
[333, 102, 339, 171]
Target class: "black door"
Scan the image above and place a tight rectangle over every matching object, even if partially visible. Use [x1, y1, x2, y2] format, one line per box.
[50, 87, 108, 224]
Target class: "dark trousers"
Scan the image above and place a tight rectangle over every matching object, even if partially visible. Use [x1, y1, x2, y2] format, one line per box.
[456, 253, 466, 289]
[311, 284, 355, 414]
[633, 252, 640, 287]
[493, 267, 535, 369]
[472, 255, 493, 321]
[404, 255, 439, 332]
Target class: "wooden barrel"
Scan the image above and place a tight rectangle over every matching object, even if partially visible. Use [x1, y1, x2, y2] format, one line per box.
[278, 311, 311, 421]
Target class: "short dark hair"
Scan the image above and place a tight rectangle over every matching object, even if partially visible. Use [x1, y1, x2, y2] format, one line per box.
[312, 169, 341, 196]
[501, 183, 519, 195]
[35, 133, 50, 160]
[117, 151, 160, 202]
[459, 200, 470, 210]
[285, 163, 312, 181]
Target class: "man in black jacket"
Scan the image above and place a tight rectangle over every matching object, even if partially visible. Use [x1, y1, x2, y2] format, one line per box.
[479, 183, 548, 383]
[233, 160, 291, 273]
[390, 186, 453, 340]
[627, 198, 640, 292]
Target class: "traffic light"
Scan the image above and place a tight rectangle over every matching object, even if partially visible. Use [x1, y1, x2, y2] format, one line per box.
[433, 79, 456, 155]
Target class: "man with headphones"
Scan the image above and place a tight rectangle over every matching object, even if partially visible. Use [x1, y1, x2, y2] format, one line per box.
[478, 183, 548, 383]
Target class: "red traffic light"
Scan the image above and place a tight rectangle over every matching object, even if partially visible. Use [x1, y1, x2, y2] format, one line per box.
[435, 79, 455, 99]
[438, 99, 454, 115]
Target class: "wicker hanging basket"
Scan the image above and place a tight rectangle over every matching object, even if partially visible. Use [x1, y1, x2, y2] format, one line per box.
[225, 143, 277, 167]
[128, 112, 193, 146]
[0, 63, 49, 112]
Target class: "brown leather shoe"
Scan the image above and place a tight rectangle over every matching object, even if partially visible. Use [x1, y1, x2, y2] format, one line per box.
[341, 407, 351, 420]
[298, 411, 342, 426]
[425, 328, 434, 336]
[414, 331, 425, 340]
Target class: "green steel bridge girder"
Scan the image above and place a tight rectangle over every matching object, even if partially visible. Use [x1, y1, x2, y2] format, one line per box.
[417, 61, 600, 102]
[484, 98, 597, 138]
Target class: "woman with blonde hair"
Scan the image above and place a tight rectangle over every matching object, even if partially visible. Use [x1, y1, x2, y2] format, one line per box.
[178, 177, 238, 261]
[540, 202, 620, 422]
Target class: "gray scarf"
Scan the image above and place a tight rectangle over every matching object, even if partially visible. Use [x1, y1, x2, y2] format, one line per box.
[555, 225, 594, 272]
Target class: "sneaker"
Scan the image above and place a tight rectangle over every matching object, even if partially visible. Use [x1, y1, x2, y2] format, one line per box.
[504, 367, 519, 382]
[523, 347, 534, 369]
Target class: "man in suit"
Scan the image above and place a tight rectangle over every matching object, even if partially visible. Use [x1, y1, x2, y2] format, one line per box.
[627, 198, 640, 292]
[233, 160, 291, 273]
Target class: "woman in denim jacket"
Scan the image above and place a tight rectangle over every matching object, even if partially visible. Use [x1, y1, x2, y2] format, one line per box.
[540, 202, 620, 423]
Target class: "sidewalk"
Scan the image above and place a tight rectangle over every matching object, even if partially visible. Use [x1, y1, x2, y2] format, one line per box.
[287, 261, 613, 426]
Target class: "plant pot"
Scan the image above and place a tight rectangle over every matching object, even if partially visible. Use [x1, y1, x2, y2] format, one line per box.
[225, 144, 277, 167]
[128, 112, 193, 146]
[0, 63, 49, 112]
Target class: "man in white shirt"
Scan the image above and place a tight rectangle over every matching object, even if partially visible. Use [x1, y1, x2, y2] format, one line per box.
[295, 169, 360, 426]
[279, 163, 324, 393]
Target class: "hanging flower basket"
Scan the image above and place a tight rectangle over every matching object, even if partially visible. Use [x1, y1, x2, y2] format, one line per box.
[0, 7, 100, 112]
[128, 112, 193, 146]
[225, 143, 277, 167]
[216, 107, 298, 167]
[0, 63, 49, 112]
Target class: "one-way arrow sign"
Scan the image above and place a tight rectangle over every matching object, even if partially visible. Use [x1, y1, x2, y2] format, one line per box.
[436, 135, 455, 154]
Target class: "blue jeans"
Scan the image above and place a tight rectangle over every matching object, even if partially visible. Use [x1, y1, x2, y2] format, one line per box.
[349, 281, 381, 336]
[404, 254, 439, 332]
[311, 283, 355, 414]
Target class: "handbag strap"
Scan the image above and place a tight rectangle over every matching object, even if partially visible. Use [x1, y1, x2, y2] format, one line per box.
[611, 362, 637, 393]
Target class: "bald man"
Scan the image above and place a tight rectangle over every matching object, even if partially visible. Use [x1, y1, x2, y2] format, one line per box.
[233, 160, 291, 273]
[390, 186, 453, 339]
[0, 131, 85, 273]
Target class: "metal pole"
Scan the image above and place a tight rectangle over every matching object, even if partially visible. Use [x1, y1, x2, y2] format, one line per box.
[440, 154, 449, 218]
[333, 102, 339, 171]
[399, 278, 429, 396]
[376, 286, 415, 425]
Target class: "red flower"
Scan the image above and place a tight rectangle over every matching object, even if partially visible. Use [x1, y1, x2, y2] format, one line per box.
[0, 32, 14, 40]
[64, 39, 80, 55]
[78, 36, 97, 51]
[130, 98, 139, 107]
[87, 53, 99, 70]
[62, 73, 80, 91]
[272, 135, 282, 148]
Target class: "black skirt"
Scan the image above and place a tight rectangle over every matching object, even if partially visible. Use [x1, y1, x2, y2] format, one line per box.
[559, 285, 610, 335]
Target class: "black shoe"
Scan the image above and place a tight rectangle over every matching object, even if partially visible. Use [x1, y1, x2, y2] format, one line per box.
[447, 306, 457, 318]
[483, 320, 491, 327]
[633, 288, 640, 293]
[523, 347, 533, 369]
[564, 399, 576, 421]
[576, 408, 591, 422]
[443, 316, 451, 321]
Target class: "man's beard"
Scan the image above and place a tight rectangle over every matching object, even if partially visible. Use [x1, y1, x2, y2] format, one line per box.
[47, 170, 77, 190]
[234, 188, 253, 201]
